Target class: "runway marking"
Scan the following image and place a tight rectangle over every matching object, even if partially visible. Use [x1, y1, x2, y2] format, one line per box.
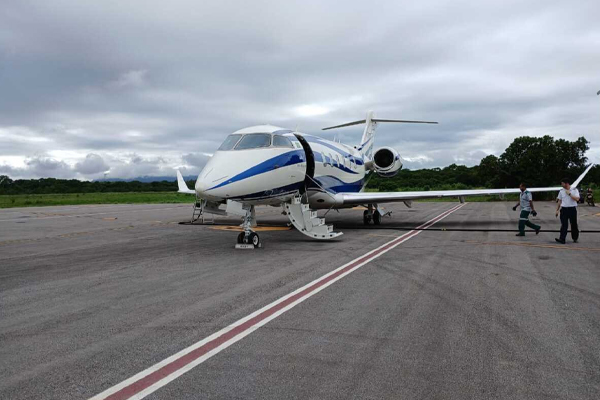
[209, 225, 292, 232]
[466, 240, 600, 252]
[89, 203, 466, 400]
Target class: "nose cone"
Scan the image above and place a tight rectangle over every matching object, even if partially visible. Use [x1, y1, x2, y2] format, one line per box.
[194, 177, 207, 194]
[193, 156, 225, 201]
[195, 173, 222, 202]
[194, 156, 214, 197]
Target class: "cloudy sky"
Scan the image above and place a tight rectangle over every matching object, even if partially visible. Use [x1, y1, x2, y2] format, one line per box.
[1, 0, 599, 180]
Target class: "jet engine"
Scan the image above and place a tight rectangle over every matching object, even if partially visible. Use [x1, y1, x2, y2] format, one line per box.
[372, 147, 403, 177]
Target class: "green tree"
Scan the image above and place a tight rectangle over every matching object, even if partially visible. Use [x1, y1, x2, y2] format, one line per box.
[478, 155, 500, 187]
[498, 135, 589, 187]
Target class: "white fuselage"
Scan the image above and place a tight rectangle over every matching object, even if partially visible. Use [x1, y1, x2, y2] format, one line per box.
[195, 125, 369, 209]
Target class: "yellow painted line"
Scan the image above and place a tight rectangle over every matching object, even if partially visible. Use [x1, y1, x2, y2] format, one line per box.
[210, 225, 291, 232]
[102, 217, 118, 220]
[465, 240, 600, 252]
[352, 206, 367, 210]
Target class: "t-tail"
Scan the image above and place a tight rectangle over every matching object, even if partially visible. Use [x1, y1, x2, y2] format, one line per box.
[322, 110, 438, 161]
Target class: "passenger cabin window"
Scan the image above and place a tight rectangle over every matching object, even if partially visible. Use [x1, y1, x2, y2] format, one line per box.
[234, 133, 271, 150]
[218, 134, 242, 151]
[272, 135, 293, 148]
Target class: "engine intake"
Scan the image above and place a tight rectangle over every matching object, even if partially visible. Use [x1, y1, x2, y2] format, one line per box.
[372, 147, 402, 177]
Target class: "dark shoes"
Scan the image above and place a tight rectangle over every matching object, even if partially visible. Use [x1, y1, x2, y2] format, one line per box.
[515, 233, 525, 237]
[535, 228, 540, 235]
[555, 238, 566, 244]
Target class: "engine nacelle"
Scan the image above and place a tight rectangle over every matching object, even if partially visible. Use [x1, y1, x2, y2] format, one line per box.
[372, 147, 403, 177]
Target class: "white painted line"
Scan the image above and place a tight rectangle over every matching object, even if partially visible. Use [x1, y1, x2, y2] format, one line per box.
[89, 203, 466, 400]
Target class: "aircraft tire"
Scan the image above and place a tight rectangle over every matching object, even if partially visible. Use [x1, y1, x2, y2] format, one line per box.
[373, 211, 381, 225]
[249, 232, 260, 248]
[237, 232, 245, 244]
[363, 210, 371, 225]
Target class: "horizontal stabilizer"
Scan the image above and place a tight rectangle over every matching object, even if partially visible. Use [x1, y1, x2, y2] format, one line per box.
[322, 118, 437, 130]
[372, 118, 438, 124]
[322, 120, 366, 130]
[176, 170, 195, 194]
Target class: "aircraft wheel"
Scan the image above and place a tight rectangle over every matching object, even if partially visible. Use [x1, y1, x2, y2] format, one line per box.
[363, 210, 371, 225]
[237, 232, 245, 244]
[249, 232, 260, 248]
[373, 211, 381, 225]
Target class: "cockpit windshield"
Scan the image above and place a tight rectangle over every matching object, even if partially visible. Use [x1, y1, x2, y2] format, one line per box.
[272, 135, 293, 148]
[218, 134, 242, 151]
[234, 133, 272, 150]
[218, 132, 294, 151]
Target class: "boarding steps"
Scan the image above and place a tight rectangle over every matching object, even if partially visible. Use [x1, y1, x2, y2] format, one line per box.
[191, 196, 214, 224]
[284, 196, 343, 240]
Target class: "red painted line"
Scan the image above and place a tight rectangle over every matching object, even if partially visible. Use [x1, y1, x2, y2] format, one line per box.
[96, 203, 465, 400]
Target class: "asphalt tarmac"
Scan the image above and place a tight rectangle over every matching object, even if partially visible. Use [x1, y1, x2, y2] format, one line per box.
[1, 201, 599, 399]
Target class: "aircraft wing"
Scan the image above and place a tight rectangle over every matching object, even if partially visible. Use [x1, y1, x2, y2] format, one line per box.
[176, 170, 196, 194]
[341, 164, 593, 206]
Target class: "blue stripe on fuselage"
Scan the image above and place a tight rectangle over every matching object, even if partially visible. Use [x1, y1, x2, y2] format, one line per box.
[312, 152, 358, 175]
[309, 174, 365, 193]
[208, 150, 305, 190]
[229, 182, 304, 201]
[303, 135, 364, 166]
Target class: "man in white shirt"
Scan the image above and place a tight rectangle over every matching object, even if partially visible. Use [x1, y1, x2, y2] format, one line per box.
[555, 177, 580, 244]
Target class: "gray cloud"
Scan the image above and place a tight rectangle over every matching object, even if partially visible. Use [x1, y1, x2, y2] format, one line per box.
[0, 155, 73, 179]
[181, 153, 211, 170]
[1, 0, 599, 179]
[74, 153, 109, 175]
[25, 156, 72, 178]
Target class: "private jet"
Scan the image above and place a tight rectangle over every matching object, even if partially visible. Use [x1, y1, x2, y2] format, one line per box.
[177, 111, 593, 248]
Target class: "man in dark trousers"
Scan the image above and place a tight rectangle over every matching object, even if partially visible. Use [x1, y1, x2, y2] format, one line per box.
[555, 177, 580, 244]
[513, 183, 541, 236]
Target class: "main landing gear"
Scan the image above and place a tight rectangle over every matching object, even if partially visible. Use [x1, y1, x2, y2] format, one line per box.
[363, 204, 381, 225]
[235, 205, 261, 249]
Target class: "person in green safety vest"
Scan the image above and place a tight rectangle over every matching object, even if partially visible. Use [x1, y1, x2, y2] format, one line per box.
[512, 182, 541, 237]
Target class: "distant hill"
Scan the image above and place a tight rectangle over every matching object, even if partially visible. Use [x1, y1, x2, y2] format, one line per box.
[94, 175, 196, 183]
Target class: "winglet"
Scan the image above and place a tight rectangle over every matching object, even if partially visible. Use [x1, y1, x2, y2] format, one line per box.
[572, 164, 594, 189]
[176, 170, 196, 194]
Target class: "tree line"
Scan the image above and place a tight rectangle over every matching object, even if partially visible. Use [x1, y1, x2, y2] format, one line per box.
[1, 135, 598, 196]
[0, 177, 187, 195]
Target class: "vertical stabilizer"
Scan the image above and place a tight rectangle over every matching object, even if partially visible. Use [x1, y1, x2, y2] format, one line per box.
[359, 111, 377, 160]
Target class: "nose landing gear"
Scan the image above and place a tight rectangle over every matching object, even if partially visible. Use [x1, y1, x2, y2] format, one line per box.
[236, 231, 260, 248]
[235, 205, 262, 249]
